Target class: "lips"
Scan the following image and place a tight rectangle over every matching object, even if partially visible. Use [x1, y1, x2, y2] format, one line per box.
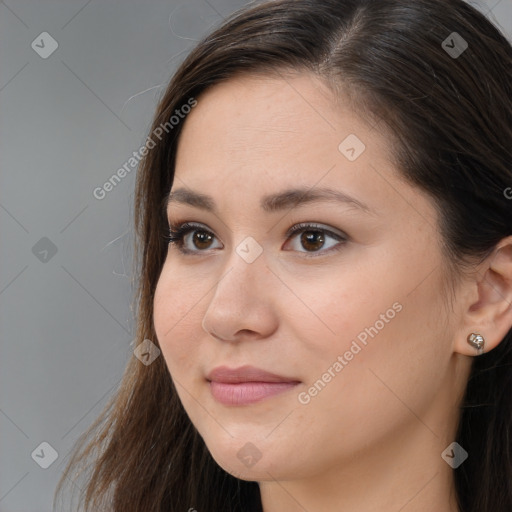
[206, 365, 301, 406]
[206, 365, 300, 384]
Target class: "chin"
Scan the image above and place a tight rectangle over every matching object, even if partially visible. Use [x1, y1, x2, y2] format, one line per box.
[211, 453, 282, 482]
[202, 437, 296, 483]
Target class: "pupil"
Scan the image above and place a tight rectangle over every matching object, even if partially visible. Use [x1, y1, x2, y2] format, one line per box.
[194, 231, 212, 248]
[301, 231, 324, 251]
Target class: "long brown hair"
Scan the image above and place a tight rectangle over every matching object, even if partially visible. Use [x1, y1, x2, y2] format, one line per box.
[54, 0, 512, 510]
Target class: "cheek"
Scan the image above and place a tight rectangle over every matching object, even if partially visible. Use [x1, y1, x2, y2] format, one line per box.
[283, 261, 401, 364]
[290, 244, 448, 399]
[290, 282, 447, 459]
[153, 269, 204, 373]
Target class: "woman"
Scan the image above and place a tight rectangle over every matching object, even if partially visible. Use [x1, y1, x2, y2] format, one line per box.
[54, 0, 512, 510]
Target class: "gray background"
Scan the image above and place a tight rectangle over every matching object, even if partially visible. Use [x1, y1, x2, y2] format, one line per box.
[0, 1, 511, 511]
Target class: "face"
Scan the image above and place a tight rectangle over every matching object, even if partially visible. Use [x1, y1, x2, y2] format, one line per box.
[153, 72, 465, 482]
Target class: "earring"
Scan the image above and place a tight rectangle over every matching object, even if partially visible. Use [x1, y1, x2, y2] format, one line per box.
[467, 333, 485, 355]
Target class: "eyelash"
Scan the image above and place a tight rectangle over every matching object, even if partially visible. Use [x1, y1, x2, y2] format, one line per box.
[164, 221, 348, 258]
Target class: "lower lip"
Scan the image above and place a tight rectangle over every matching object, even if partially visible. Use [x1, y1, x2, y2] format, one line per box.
[208, 381, 299, 406]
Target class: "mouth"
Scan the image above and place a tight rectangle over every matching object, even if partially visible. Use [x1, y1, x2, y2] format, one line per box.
[206, 365, 301, 406]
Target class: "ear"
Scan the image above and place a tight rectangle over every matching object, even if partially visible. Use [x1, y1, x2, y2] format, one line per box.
[455, 235, 512, 357]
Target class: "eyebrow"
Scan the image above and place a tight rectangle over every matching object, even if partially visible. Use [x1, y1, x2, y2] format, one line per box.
[166, 186, 375, 215]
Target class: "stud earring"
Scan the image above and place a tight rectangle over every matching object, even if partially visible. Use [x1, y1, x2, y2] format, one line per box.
[467, 333, 485, 355]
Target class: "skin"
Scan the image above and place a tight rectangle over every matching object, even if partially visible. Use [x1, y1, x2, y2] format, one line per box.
[153, 72, 512, 512]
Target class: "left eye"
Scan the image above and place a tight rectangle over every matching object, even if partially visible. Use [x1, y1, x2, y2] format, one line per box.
[284, 222, 347, 256]
[166, 221, 348, 257]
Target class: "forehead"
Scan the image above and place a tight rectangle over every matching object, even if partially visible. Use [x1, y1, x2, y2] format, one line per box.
[170, 72, 437, 231]
[179, 73, 364, 141]
[175, 72, 387, 181]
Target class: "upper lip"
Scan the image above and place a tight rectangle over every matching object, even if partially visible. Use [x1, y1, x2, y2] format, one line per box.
[206, 365, 300, 384]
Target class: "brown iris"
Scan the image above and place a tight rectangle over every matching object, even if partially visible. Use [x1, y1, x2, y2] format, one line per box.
[192, 231, 214, 250]
[300, 230, 325, 252]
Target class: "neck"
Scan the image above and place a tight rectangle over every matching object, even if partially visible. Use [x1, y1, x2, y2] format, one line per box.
[259, 414, 461, 512]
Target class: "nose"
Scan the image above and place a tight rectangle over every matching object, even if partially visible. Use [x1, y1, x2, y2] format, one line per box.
[201, 247, 279, 343]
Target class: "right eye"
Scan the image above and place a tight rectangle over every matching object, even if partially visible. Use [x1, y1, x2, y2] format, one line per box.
[166, 222, 222, 255]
